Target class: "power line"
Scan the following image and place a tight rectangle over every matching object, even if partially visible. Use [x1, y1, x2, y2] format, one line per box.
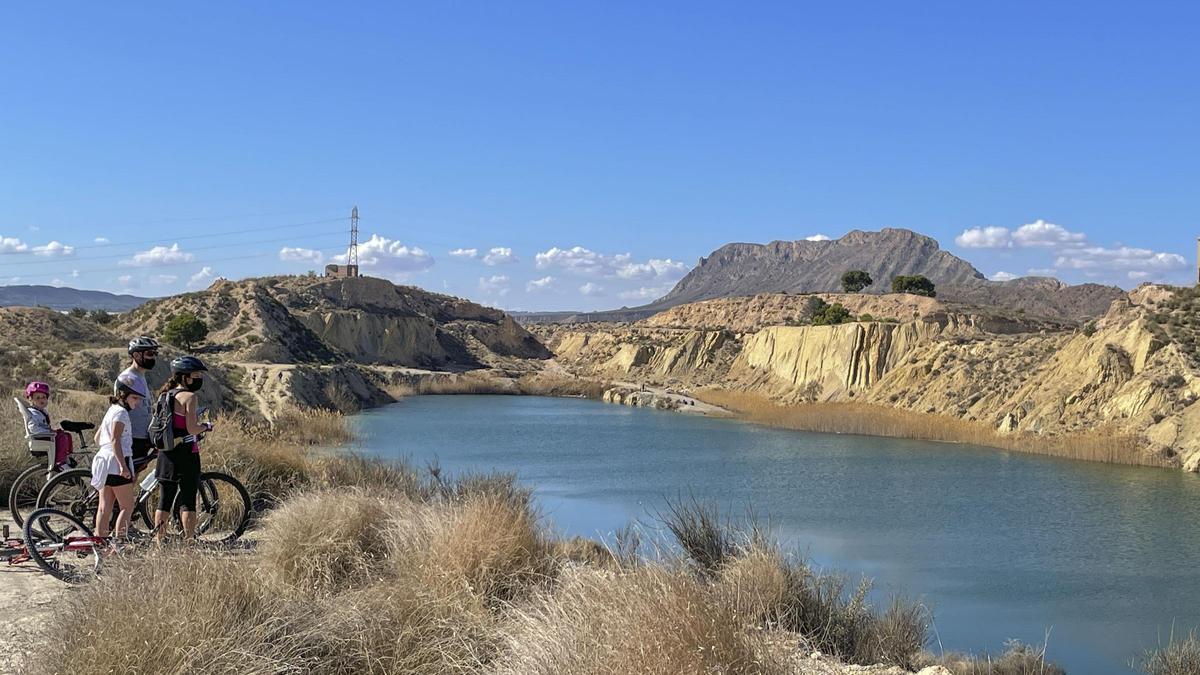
[0, 230, 346, 267]
[6, 246, 351, 282]
[0, 216, 349, 255]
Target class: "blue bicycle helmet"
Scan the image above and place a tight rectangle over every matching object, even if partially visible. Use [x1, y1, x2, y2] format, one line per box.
[170, 356, 209, 374]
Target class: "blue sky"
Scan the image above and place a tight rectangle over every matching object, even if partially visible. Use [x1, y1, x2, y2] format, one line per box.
[1, 2, 1197, 310]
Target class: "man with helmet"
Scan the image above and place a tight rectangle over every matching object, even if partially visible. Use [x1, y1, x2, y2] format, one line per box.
[120, 336, 160, 466]
[153, 355, 213, 542]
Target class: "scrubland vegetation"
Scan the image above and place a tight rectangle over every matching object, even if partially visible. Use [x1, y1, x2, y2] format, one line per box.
[4, 397, 1196, 673]
[698, 389, 1155, 468]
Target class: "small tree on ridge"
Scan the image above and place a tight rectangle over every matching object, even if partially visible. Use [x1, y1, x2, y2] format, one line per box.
[163, 311, 209, 351]
[891, 274, 936, 298]
[841, 270, 873, 293]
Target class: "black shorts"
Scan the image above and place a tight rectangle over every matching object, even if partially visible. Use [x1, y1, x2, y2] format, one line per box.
[104, 473, 132, 487]
[156, 445, 201, 483]
[131, 438, 153, 461]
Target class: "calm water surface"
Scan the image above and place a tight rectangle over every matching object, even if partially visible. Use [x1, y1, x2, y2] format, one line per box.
[350, 395, 1200, 674]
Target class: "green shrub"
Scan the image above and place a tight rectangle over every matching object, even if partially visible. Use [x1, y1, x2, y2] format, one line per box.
[891, 275, 936, 297]
[841, 270, 873, 293]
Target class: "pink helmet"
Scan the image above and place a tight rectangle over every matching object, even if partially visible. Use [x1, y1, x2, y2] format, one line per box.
[25, 381, 50, 397]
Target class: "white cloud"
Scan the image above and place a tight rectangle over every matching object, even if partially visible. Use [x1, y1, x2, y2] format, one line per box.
[482, 247, 518, 266]
[579, 282, 605, 296]
[4, 276, 20, 284]
[279, 247, 324, 264]
[28, 225, 39, 232]
[478, 275, 510, 296]
[331, 234, 433, 277]
[117, 274, 138, 289]
[990, 271, 1018, 282]
[615, 258, 688, 281]
[50, 278, 64, 287]
[955, 225, 1013, 249]
[805, 234, 832, 241]
[1011, 219, 1086, 248]
[536, 246, 689, 282]
[150, 274, 179, 285]
[1027, 268, 1058, 277]
[1128, 271, 1151, 280]
[449, 248, 479, 259]
[70, 270, 79, 278]
[1055, 246, 1186, 272]
[94, 237, 110, 244]
[617, 284, 674, 301]
[120, 243, 194, 267]
[33, 241, 75, 257]
[536, 246, 609, 275]
[525, 276, 557, 292]
[187, 266, 216, 289]
[955, 220, 1087, 249]
[0, 237, 28, 253]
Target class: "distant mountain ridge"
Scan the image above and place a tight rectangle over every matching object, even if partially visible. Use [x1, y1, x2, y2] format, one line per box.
[518, 229, 1124, 323]
[0, 285, 149, 312]
[657, 228, 987, 307]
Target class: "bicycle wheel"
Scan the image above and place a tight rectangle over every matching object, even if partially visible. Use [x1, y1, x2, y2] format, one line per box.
[22, 508, 101, 584]
[36, 469, 98, 540]
[189, 472, 252, 544]
[8, 464, 45, 527]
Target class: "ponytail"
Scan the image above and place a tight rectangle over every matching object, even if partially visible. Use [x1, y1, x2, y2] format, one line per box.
[158, 372, 190, 396]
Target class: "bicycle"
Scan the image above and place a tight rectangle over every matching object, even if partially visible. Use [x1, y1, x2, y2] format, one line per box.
[9, 398, 96, 528]
[2, 507, 106, 584]
[33, 413, 250, 545]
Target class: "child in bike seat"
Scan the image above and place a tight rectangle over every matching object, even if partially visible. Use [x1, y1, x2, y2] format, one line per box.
[24, 381, 54, 440]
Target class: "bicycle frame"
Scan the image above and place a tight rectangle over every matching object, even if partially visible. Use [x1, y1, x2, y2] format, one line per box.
[2, 534, 106, 567]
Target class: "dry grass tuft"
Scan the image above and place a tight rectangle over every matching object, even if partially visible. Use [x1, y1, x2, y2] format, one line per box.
[259, 488, 396, 594]
[27, 553, 310, 675]
[491, 565, 788, 675]
[700, 388, 1154, 467]
[1137, 631, 1200, 675]
[301, 582, 496, 675]
[417, 494, 554, 603]
[660, 496, 737, 576]
[929, 640, 1066, 675]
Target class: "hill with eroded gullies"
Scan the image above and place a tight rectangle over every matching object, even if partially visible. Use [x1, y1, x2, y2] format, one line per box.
[3, 275, 554, 420]
[531, 284, 1200, 472]
[5, 270, 1198, 473]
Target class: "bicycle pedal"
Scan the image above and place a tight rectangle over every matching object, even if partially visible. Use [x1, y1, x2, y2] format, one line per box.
[2, 525, 8, 539]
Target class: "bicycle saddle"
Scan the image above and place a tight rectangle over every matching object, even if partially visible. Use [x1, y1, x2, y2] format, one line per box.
[60, 420, 95, 433]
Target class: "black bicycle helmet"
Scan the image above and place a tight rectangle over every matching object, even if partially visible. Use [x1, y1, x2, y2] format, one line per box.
[170, 356, 209, 374]
[128, 336, 161, 354]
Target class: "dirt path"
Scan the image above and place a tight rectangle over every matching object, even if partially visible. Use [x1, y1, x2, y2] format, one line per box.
[0, 517, 70, 673]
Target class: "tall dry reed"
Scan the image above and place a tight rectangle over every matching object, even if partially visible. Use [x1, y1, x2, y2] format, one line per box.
[699, 388, 1155, 467]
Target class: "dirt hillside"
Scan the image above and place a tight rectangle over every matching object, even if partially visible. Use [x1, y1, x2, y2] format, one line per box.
[533, 285, 1200, 472]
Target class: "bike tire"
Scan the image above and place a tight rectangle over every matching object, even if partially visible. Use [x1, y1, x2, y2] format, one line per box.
[189, 471, 252, 543]
[35, 469, 97, 540]
[22, 507, 101, 584]
[8, 464, 45, 527]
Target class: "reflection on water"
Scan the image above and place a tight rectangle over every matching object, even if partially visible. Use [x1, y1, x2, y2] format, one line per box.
[351, 395, 1200, 674]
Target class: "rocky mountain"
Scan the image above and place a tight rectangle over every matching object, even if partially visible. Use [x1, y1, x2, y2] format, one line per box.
[0, 285, 149, 312]
[518, 229, 1124, 324]
[656, 229, 985, 307]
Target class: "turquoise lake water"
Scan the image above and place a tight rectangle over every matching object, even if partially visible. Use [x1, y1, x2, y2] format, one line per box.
[350, 395, 1200, 674]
